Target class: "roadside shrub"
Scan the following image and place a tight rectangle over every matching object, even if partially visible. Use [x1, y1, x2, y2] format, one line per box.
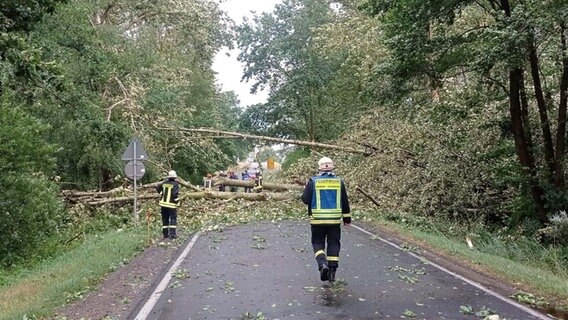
[0, 174, 63, 267]
[0, 99, 63, 267]
[539, 211, 568, 246]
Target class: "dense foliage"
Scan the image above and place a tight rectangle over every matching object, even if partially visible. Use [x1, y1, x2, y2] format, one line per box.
[262, 0, 568, 243]
[355, 0, 568, 227]
[237, 0, 370, 141]
[0, 99, 63, 266]
[0, 0, 243, 266]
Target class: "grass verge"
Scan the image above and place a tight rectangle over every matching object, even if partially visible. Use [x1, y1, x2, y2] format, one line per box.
[358, 211, 568, 310]
[409, 228, 568, 297]
[0, 227, 146, 320]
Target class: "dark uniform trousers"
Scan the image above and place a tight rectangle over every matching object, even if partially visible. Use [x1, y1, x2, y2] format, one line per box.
[161, 207, 177, 238]
[311, 224, 341, 269]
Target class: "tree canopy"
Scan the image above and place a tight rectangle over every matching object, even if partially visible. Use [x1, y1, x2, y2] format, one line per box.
[237, 0, 370, 141]
[2, 0, 568, 266]
[0, 0, 243, 266]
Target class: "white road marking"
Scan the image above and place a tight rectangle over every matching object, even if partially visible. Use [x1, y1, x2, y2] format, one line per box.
[350, 224, 552, 320]
[133, 232, 201, 320]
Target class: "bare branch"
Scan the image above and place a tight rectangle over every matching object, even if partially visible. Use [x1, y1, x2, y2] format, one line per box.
[105, 98, 130, 122]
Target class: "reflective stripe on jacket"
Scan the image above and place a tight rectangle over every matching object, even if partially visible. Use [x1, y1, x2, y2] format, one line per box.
[301, 173, 350, 225]
[157, 180, 179, 208]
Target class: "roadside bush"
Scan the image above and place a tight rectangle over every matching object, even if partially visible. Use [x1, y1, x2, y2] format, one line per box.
[0, 174, 63, 267]
[539, 211, 568, 246]
[0, 99, 63, 267]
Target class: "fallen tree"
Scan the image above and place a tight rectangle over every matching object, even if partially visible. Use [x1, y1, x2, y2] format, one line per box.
[62, 178, 201, 197]
[138, 177, 201, 192]
[158, 127, 373, 155]
[62, 178, 203, 205]
[355, 186, 381, 207]
[86, 190, 300, 206]
[61, 188, 127, 198]
[212, 178, 304, 191]
[62, 177, 303, 206]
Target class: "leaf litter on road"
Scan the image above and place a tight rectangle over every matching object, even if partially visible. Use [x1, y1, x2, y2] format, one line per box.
[303, 286, 318, 292]
[510, 291, 549, 307]
[389, 265, 426, 284]
[239, 311, 266, 320]
[401, 243, 422, 253]
[210, 235, 228, 243]
[402, 309, 417, 318]
[172, 268, 189, 280]
[224, 280, 235, 293]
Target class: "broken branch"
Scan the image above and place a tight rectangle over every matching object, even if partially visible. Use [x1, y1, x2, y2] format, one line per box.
[355, 186, 381, 207]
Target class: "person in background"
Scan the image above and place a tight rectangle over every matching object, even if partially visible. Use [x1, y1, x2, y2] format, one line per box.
[242, 169, 251, 193]
[301, 157, 351, 283]
[253, 169, 263, 192]
[228, 171, 239, 192]
[156, 170, 180, 240]
[218, 170, 227, 192]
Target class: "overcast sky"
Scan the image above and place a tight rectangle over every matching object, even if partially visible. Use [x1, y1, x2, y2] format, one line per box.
[212, 0, 282, 107]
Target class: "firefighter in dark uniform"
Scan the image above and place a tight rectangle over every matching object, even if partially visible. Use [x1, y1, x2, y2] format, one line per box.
[228, 170, 239, 192]
[253, 169, 263, 192]
[301, 157, 351, 282]
[156, 170, 180, 239]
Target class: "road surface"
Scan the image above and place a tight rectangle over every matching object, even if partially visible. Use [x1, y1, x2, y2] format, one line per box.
[131, 220, 550, 320]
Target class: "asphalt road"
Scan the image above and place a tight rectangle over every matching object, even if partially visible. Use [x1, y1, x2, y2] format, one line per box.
[132, 220, 550, 320]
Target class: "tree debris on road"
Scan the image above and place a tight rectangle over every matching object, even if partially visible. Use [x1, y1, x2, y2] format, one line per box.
[61, 179, 302, 206]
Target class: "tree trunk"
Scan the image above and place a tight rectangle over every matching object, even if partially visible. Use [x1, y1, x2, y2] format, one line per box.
[528, 36, 555, 178]
[101, 168, 114, 191]
[555, 22, 568, 189]
[139, 178, 201, 192]
[501, 0, 548, 224]
[510, 69, 534, 175]
[61, 187, 129, 198]
[86, 191, 300, 206]
[159, 127, 371, 155]
[509, 67, 548, 224]
[309, 97, 316, 141]
[519, 72, 535, 162]
[212, 178, 304, 191]
[63, 178, 303, 206]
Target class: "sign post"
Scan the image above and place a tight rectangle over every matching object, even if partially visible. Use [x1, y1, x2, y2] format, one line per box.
[122, 138, 148, 225]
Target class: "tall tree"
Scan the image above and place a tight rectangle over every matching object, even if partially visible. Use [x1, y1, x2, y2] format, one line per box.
[21, 0, 236, 188]
[359, 0, 568, 223]
[237, 0, 365, 141]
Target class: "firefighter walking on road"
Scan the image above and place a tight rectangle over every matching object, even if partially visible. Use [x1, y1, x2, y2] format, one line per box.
[301, 157, 351, 282]
[156, 170, 180, 240]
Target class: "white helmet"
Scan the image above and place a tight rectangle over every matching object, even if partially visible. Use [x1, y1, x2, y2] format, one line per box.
[318, 157, 334, 171]
[167, 170, 177, 178]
